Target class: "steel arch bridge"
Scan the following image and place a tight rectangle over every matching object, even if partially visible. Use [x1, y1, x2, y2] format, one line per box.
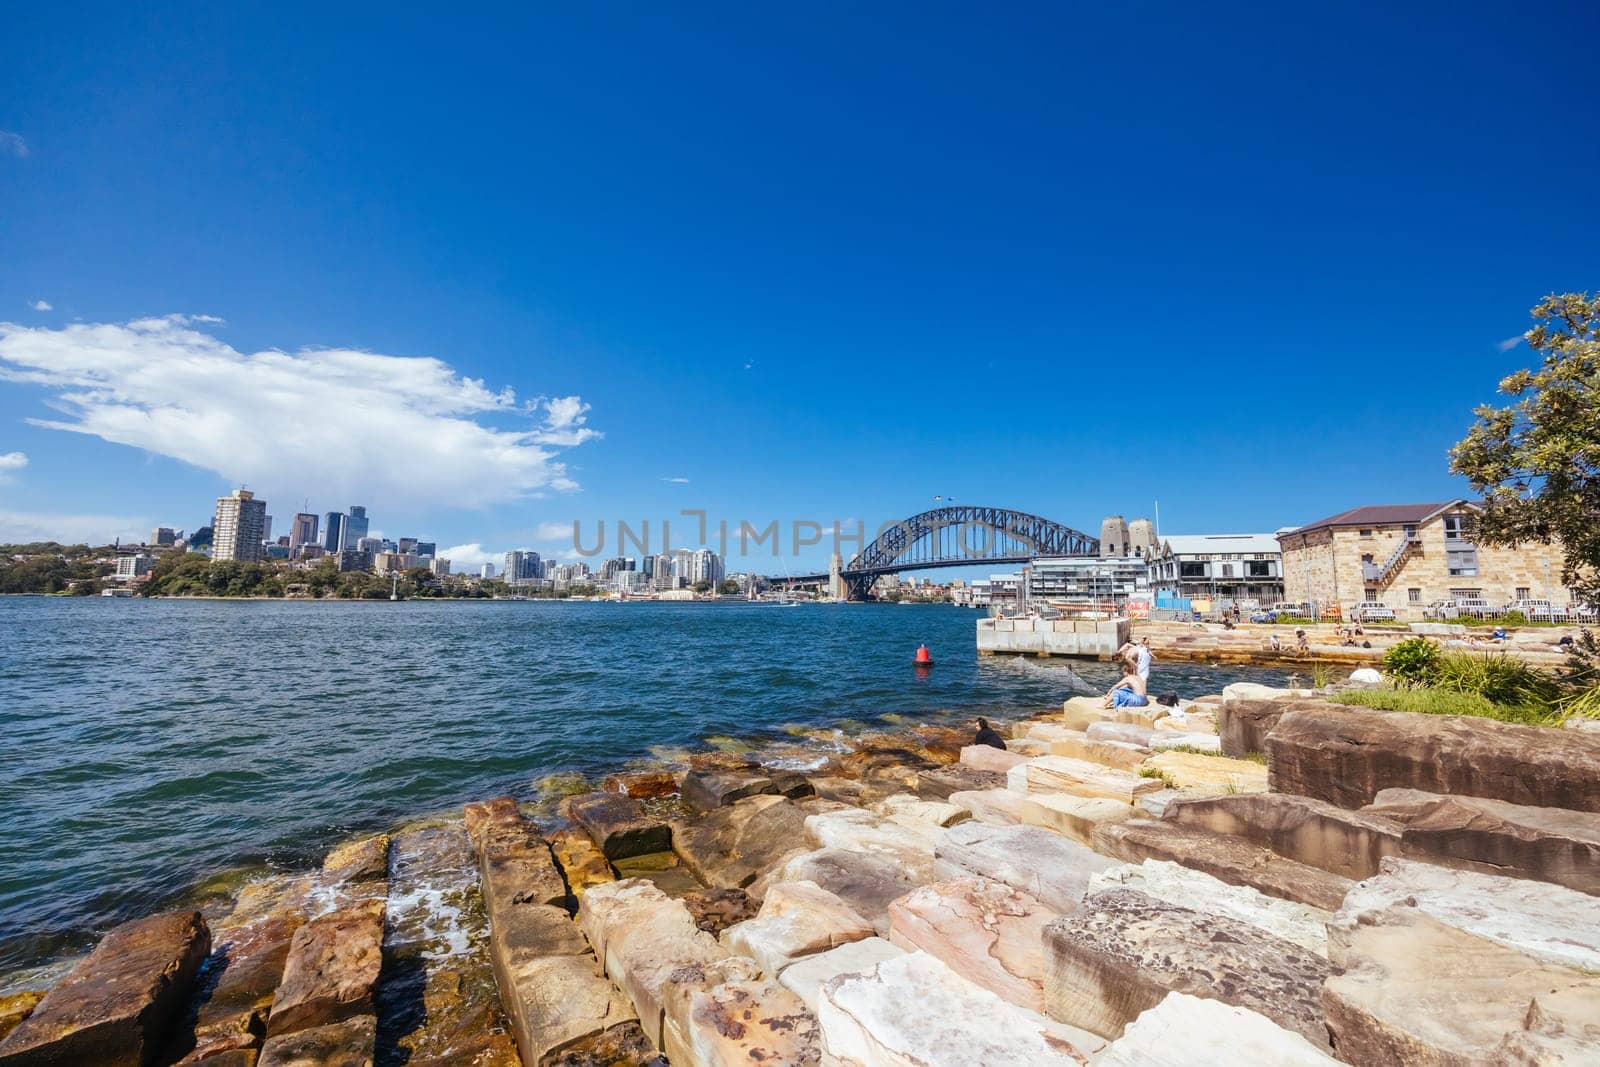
[836, 505, 1100, 600]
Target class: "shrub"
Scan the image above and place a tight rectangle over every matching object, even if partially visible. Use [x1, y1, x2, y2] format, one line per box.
[1331, 688, 1558, 726]
[1432, 651, 1562, 707]
[1501, 610, 1528, 626]
[1383, 637, 1442, 687]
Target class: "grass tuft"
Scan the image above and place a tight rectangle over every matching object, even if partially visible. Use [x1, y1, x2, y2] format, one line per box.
[1330, 687, 1560, 727]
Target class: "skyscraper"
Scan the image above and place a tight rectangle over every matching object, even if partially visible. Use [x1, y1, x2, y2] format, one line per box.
[290, 513, 319, 552]
[322, 512, 345, 553]
[342, 506, 369, 550]
[414, 541, 436, 559]
[212, 489, 268, 562]
[149, 527, 178, 547]
[503, 550, 542, 586]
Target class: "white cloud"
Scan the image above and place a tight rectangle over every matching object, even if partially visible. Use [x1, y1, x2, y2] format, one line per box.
[0, 452, 25, 472]
[439, 542, 498, 570]
[1497, 335, 1524, 353]
[0, 509, 148, 545]
[661, 476, 690, 484]
[0, 314, 602, 511]
[0, 131, 27, 158]
[31, 300, 51, 312]
[533, 520, 575, 544]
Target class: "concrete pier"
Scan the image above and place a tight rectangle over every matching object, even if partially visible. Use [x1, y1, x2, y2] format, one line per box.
[977, 617, 1131, 660]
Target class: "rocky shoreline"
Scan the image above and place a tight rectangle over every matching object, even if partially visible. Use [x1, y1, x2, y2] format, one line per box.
[2, 684, 1599, 1065]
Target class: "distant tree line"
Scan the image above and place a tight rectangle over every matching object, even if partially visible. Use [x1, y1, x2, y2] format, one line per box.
[0, 543, 114, 595]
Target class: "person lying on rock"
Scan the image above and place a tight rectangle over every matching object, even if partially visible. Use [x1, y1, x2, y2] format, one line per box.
[1102, 661, 1150, 708]
[973, 717, 1007, 750]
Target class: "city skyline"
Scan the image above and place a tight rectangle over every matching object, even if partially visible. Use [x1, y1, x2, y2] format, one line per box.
[2, 7, 1597, 564]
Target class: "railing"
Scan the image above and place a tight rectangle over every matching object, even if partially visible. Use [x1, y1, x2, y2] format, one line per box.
[1366, 533, 1422, 586]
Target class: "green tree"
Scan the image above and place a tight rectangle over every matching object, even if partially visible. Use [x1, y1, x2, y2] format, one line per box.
[1451, 291, 1600, 607]
[692, 580, 712, 593]
[718, 578, 741, 595]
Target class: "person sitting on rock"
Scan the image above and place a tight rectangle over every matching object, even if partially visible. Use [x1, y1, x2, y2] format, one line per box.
[973, 717, 1007, 750]
[1103, 661, 1150, 708]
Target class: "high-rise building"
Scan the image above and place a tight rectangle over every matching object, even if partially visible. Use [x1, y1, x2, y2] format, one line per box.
[414, 541, 436, 559]
[322, 512, 346, 553]
[261, 515, 273, 545]
[357, 536, 384, 554]
[149, 527, 178, 547]
[212, 489, 268, 562]
[685, 548, 724, 587]
[480, 562, 496, 579]
[504, 550, 542, 585]
[398, 537, 419, 555]
[653, 553, 675, 590]
[290, 513, 319, 552]
[342, 506, 369, 550]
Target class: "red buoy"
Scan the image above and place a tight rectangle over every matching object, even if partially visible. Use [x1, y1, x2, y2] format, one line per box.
[914, 644, 935, 666]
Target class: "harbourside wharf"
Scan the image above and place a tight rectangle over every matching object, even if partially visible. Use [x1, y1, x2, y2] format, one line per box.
[2, 680, 1598, 1065]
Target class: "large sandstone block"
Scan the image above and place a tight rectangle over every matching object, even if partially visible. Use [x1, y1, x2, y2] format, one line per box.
[722, 881, 874, 975]
[959, 744, 1027, 773]
[568, 792, 673, 860]
[802, 809, 943, 877]
[1147, 732, 1220, 754]
[1023, 756, 1164, 804]
[257, 1013, 376, 1067]
[266, 900, 384, 1038]
[946, 788, 1025, 826]
[1162, 792, 1403, 880]
[776, 938, 905, 1014]
[818, 951, 1102, 1066]
[1092, 819, 1353, 911]
[551, 828, 617, 902]
[1017, 793, 1134, 848]
[1323, 907, 1600, 1065]
[673, 978, 820, 1067]
[1085, 722, 1154, 746]
[1139, 751, 1268, 795]
[657, 956, 763, 1065]
[469, 798, 569, 910]
[320, 833, 390, 886]
[1266, 705, 1600, 811]
[1097, 993, 1339, 1066]
[1365, 788, 1600, 894]
[1088, 860, 1329, 957]
[872, 794, 969, 828]
[672, 794, 811, 889]
[1331, 857, 1600, 971]
[934, 822, 1114, 914]
[1217, 698, 1324, 758]
[887, 878, 1056, 1012]
[754, 849, 924, 938]
[1042, 889, 1332, 1048]
[1045, 732, 1148, 772]
[184, 910, 302, 1063]
[592, 886, 731, 1048]
[1060, 695, 1114, 730]
[0, 910, 210, 1067]
[914, 764, 1001, 801]
[500, 954, 638, 1065]
[681, 768, 779, 811]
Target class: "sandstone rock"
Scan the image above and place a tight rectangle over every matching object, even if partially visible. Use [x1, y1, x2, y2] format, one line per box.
[1061, 695, 1113, 730]
[755, 849, 924, 938]
[1134, 789, 1179, 818]
[887, 878, 1055, 1012]
[468, 798, 570, 909]
[1097, 993, 1339, 1066]
[723, 881, 874, 975]
[1023, 756, 1164, 804]
[1365, 788, 1600, 894]
[806, 776, 909, 808]
[1017, 794, 1134, 848]
[257, 1013, 375, 1067]
[1110, 703, 1169, 728]
[1018, 721, 1084, 744]
[568, 792, 673, 860]
[959, 744, 1027, 773]
[1267, 705, 1600, 811]
[803, 808, 943, 876]
[0, 910, 209, 1067]
[1148, 732, 1221, 754]
[613, 850, 702, 898]
[873, 794, 970, 827]
[550, 828, 616, 902]
[0, 993, 43, 1045]
[1092, 820, 1353, 911]
[1046, 733, 1149, 772]
[673, 978, 820, 1067]
[320, 834, 390, 887]
[1085, 722, 1154, 747]
[681, 768, 779, 811]
[185, 911, 302, 1062]
[604, 771, 681, 799]
[946, 788, 1025, 826]
[1004, 737, 1052, 757]
[1140, 751, 1268, 794]
[1217, 699, 1323, 758]
[681, 888, 757, 936]
[544, 1021, 665, 1067]
[775, 938, 905, 1014]
[1088, 860, 1330, 957]
[914, 765, 1002, 801]
[672, 794, 811, 889]
[818, 950, 1100, 1066]
[934, 822, 1114, 914]
[656, 956, 763, 1065]
[1223, 682, 1312, 703]
[266, 900, 385, 1038]
[1332, 857, 1600, 971]
[463, 796, 531, 853]
[1042, 889, 1332, 1047]
[1323, 907, 1600, 1065]
[837, 744, 937, 782]
[1162, 792, 1402, 880]
[499, 954, 638, 1065]
[183, 1050, 258, 1067]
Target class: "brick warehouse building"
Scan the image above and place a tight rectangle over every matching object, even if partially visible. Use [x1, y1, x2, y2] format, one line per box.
[1276, 500, 1570, 619]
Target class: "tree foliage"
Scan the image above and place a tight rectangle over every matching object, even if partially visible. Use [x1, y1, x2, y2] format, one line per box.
[1451, 291, 1600, 607]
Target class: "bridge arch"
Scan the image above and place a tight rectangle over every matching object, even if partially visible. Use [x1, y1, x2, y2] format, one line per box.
[842, 505, 1099, 599]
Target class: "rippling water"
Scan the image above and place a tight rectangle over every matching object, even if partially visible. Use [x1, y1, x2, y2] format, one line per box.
[0, 597, 1287, 978]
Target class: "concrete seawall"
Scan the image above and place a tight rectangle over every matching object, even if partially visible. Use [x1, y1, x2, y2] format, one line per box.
[977, 617, 1131, 660]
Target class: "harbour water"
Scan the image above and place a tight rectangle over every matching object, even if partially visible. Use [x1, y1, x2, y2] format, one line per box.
[0, 597, 1289, 982]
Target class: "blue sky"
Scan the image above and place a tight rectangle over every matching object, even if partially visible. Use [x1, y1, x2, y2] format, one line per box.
[1, 4, 1596, 573]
